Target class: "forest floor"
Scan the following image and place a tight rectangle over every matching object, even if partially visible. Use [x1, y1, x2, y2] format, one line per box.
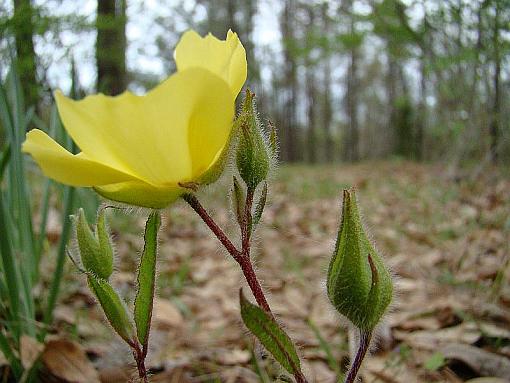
[42, 161, 510, 383]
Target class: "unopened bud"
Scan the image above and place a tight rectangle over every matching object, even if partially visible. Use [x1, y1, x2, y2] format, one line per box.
[74, 208, 114, 280]
[235, 89, 270, 190]
[327, 189, 393, 331]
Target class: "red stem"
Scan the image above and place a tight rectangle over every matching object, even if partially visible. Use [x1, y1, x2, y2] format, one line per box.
[182, 193, 241, 262]
[182, 192, 307, 383]
[129, 340, 148, 383]
[344, 330, 372, 383]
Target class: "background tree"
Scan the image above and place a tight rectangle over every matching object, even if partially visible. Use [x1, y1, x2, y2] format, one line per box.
[12, 0, 38, 108]
[96, 0, 127, 95]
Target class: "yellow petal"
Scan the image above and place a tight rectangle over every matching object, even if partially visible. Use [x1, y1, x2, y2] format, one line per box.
[22, 129, 137, 186]
[54, 68, 233, 186]
[94, 182, 185, 209]
[175, 29, 247, 98]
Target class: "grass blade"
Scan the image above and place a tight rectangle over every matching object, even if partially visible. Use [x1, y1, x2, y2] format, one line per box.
[41, 185, 75, 339]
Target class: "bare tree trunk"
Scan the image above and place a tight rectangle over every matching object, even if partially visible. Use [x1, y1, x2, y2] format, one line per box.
[13, 0, 38, 108]
[280, 0, 298, 162]
[305, 6, 317, 163]
[386, 49, 399, 156]
[344, 0, 360, 162]
[322, 3, 334, 163]
[416, 53, 426, 161]
[227, 0, 238, 35]
[96, 0, 127, 95]
[243, 0, 262, 90]
[490, 0, 501, 164]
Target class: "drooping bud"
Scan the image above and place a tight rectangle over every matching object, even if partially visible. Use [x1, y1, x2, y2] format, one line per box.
[327, 189, 393, 331]
[235, 89, 270, 190]
[74, 208, 113, 280]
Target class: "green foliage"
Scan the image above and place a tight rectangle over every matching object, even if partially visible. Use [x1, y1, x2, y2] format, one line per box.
[87, 275, 135, 344]
[0, 64, 76, 381]
[327, 189, 393, 331]
[134, 211, 161, 349]
[424, 352, 446, 371]
[239, 290, 302, 376]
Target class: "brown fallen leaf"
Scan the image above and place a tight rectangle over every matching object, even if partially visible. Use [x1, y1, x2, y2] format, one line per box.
[41, 338, 100, 383]
[440, 343, 510, 379]
[153, 299, 184, 329]
[20, 335, 44, 370]
[394, 322, 481, 351]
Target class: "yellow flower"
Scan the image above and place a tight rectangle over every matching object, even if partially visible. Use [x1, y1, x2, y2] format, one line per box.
[22, 30, 246, 208]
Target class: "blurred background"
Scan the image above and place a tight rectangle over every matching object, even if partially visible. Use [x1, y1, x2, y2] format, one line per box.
[1, 0, 509, 165]
[0, 1, 510, 382]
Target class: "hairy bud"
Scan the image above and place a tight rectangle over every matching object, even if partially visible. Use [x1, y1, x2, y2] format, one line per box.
[235, 89, 270, 190]
[74, 208, 114, 280]
[327, 189, 393, 331]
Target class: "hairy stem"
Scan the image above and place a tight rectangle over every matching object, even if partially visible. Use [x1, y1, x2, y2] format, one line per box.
[182, 193, 241, 262]
[183, 192, 308, 383]
[344, 330, 372, 383]
[241, 187, 254, 252]
[130, 341, 148, 383]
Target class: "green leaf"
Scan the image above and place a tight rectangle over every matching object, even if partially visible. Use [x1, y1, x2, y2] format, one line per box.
[87, 275, 135, 344]
[424, 352, 446, 371]
[96, 209, 114, 279]
[134, 211, 161, 349]
[239, 290, 302, 375]
[231, 176, 245, 226]
[252, 182, 267, 230]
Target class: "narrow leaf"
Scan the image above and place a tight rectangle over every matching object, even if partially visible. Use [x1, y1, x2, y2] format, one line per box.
[252, 182, 268, 230]
[96, 209, 114, 279]
[87, 275, 135, 344]
[134, 211, 161, 349]
[239, 290, 301, 375]
[231, 176, 245, 226]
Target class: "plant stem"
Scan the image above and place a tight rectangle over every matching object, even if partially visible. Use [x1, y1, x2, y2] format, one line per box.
[182, 192, 308, 383]
[344, 330, 372, 383]
[182, 193, 240, 262]
[241, 187, 254, 252]
[237, 256, 272, 314]
[130, 341, 148, 383]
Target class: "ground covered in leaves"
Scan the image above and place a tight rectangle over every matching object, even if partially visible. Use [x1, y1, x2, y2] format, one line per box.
[42, 162, 510, 382]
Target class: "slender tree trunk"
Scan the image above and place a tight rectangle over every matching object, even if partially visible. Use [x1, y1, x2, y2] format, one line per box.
[322, 3, 334, 163]
[96, 0, 127, 95]
[387, 49, 398, 156]
[244, 0, 259, 90]
[227, 0, 238, 35]
[305, 6, 317, 163]
[13, 0, 38, 108]
[490, 0, 501, 164]
[416, 51, 426, 161]
[344, 0, 359, 162]
[280, 0, 298, 162]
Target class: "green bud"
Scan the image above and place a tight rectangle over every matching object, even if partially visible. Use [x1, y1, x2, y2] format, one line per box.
[236, 89, 271, 190]
[327, 189, 393, 331]
[74, 208, 113, 280]
[87, 274, 135, 344]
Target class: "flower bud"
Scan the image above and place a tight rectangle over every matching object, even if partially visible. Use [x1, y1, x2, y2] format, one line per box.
[327, 189, 392, 331]
[74, 208, 114, 280]
[235, 89, 270, 190]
